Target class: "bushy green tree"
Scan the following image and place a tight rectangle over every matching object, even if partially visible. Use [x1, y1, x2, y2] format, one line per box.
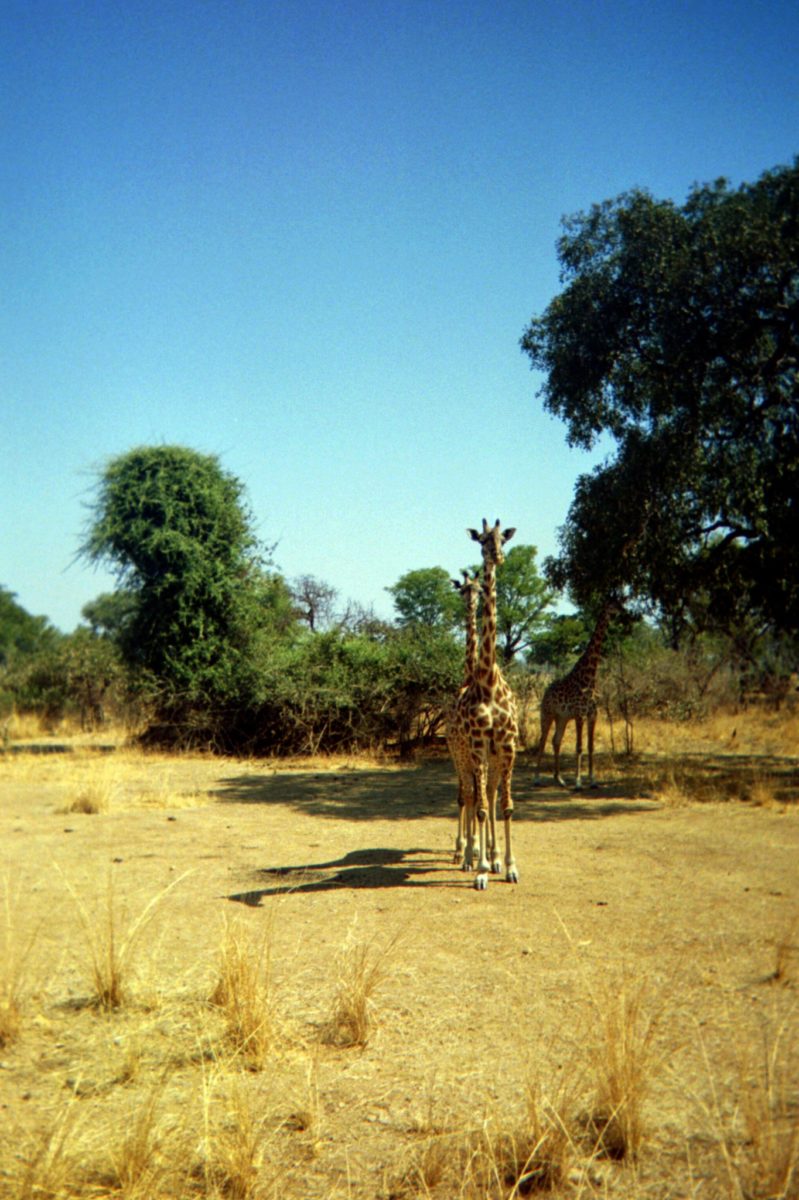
[80, 446, 279, 741]
[387, 567, 462, 630]
[525, 612, 590, 672]
[249, 624, 461, 756]
[521, 158, 799, 634]
[0, 586, 59, 665]
[492, 545, 557, 663]
[81, 591, 138, 643]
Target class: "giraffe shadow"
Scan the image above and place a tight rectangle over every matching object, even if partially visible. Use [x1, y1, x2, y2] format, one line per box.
[227, 846, 458, 905]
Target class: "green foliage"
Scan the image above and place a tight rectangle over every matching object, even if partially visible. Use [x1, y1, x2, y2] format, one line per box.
[80, 446, 280, 732]
[81, 591, 138, 643]
[250, 625, 462, 757]
[0, 586, 59, 666]
[521, 158, 799, 634]
[492, 545, 558, 663]
[1, 627, 124, 729]
[386, 567, 462, 630]
[526, 612, 590, 672]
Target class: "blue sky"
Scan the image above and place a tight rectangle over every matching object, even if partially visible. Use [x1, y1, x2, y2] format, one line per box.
[2, 0, 797, 631]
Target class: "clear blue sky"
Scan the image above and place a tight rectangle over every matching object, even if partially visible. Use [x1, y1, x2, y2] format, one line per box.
[3, 0, 797, 631]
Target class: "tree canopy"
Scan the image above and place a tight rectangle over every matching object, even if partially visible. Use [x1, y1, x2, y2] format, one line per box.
[386, 567, 462, 631]
[520, 158, 799, 636]
[80, 445, 269, 713]
[491, 544, 557, 663]
[0, 586, 59, 665]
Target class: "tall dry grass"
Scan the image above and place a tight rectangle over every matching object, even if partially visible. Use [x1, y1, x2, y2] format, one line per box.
[323, 926, 401, 1048]
[696, 1003, 799, 1200]
[0, 877, 38, 1048]
[581, 972, 662, 1161]
[63, 868, 190, 1010]
[208, 916, 281, 1068]
[554, 917, 665, 1164]
[390, 1089, 585, 1200]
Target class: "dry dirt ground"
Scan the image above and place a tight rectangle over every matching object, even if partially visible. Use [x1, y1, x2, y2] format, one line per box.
[0, 722, 797, 1199]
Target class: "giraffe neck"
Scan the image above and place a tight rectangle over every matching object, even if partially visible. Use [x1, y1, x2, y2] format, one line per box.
[476, 559, 499, 688]
[569, 605, 613, 691]
[463, 592, 478, 686]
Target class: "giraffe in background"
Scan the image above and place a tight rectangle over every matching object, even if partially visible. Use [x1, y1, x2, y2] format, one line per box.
[446, 569, 482, 866]
[534, 599, 620, 789]
[452, 520, 519, 889]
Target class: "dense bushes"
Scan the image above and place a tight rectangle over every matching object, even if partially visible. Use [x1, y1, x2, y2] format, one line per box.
[134, 626, 463, 756]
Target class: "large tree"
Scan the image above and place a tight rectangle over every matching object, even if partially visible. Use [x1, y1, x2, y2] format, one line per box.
[80, 446, 269, 726]
[521, 158, 799, 636]
[0, 587, 59, 665]
[386, 567, 462, 631]
[491, 544, 557, 663]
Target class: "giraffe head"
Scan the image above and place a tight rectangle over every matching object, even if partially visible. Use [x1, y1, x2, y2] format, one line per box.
[451, 568, 481, 602]
[468, 519, 515, 569]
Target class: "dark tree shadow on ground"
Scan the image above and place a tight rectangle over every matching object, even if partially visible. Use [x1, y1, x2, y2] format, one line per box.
[220, 753, 797, 903]
[213, 757, 664, 824]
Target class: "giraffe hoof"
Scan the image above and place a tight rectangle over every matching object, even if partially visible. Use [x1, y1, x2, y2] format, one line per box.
[475, 872, 488, 890]
[506, 866, 519, 884]
[491, 858, 502, 874]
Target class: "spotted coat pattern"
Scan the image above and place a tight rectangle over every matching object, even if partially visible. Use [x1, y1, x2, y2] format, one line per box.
[450, 520, 519, 889]
[535, 599, 619, 789]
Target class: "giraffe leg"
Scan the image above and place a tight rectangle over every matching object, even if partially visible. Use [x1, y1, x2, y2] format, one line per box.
[574, 716, 584, 789]
[534, 714, 554, 785]
[462, 776, 477, 871]
[552, 717, 569, 788]
[454, 786, 467, 864]
[453, 766, 471, 865]
[499, 753, 518, 884]
[487, 756, 501, 873]
[587, 715, 598, 788]
[473, 760, 490, 890]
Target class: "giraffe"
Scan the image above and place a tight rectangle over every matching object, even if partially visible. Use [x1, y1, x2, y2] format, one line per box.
[452, 520, 519, 890]
[445, 569, 482, 866]
[534, 599, 620, 789]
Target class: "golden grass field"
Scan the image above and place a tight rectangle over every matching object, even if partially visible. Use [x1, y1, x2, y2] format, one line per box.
[0, 706, 797, 1199]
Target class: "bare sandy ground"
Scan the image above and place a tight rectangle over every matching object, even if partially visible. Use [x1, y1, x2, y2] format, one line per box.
[1, 740, 797, 1198]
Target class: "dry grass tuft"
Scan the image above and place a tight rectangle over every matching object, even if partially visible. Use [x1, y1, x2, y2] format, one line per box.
[9, 1097, 88, 1199]
[581, 970, 662, 1161]
[388, 1066, 583, 1200]
[64, 774, 115, 814]
[735, 1015, 799, 1200]
[202, 1079, 269, 1200]
[64, 868, 189, 1010]
[745, 769, 784, 810]
[208, 917, 280, 1068]
[0, 877, 38, 1048]
[699, 1006, 799, 1200]
[95, 1074, 171, 1197]
[771, 915, 799, 987]
[515, 1068, 583, 1193]
[649, 765, 693, 807]
[323, 927, 400, 1048]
